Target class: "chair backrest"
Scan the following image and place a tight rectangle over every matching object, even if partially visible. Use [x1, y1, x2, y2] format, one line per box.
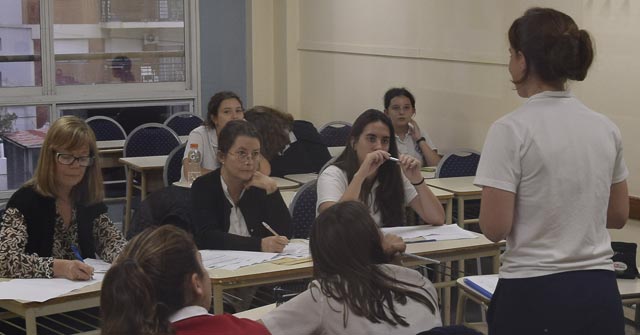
[86, 116, 126, 141]
[163, 142, 187, 187]
[288, 179, 318, 239]
[318, 121, 352, 147]
[435, 149, 481, 178]
[127, 185, 193, 240]
[123, 123, 181, 158]
[164, 112, 204, 136]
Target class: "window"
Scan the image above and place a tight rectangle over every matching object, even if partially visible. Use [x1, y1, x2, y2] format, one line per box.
[0, 1, 41, 88]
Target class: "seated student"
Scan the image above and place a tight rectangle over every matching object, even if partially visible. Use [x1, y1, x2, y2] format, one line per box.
[101, 225, 270, 335]
[244, 106, 331, 177]
[317, 109, 445, 227]
[181, 91, 245, 181]
[260, 201, 442, 334]
[191, 120, 292, 252]
[384, 87, 440, 166]
[0, 116, 126, 280]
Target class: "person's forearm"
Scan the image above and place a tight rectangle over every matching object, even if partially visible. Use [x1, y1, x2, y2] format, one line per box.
[413, 183, 445, 225]
[339, 171, 366, 202]
[419, 142, 441, 166]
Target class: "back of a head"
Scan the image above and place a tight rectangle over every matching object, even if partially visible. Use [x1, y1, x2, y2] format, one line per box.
[101, 225, 201, 335]
[310, 201, 387, 279]
[508, 7, 594, 84]
[245, 106, 293, 160]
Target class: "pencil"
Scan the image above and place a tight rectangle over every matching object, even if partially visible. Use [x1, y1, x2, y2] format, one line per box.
[402, 253, 440, 264]
[388, 156, 400, 162]
[405, 239, 437, 244]
[262, 222, 280, 237]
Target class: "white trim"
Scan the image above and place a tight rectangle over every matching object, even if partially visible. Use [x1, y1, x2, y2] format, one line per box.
[168, 305, 211, 323]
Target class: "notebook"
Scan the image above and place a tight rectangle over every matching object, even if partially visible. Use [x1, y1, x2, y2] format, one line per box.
[463, 274, 499, 299]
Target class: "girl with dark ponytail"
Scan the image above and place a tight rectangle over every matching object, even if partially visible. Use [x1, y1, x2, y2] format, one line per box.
[101, 225, 269, 335]
[475, 7, 628, 335]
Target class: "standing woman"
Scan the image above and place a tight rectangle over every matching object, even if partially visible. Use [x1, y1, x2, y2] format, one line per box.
[475, 8, 628, 335]
[317, 109, 444, 227]
[181, 91, 245, 181]
[0, 116, 126, 280]
[261, 201, 442, 334]
[101, 225, 270, 335]
[191, 120, 291, 252]
[383, 88, 440, 166]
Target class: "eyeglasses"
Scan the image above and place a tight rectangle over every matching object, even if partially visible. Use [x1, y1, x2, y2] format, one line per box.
[228, 150, 261, 162]
[56, 153, 94, 167]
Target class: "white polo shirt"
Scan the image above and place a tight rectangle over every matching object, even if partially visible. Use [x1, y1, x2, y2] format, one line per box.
[395, 129, 436, 164]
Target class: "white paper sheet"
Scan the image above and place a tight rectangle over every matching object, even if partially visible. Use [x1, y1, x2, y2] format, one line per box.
[0, 276, 102, 303]
[381, 224, 477, 241]
[200, 240, 311, 270]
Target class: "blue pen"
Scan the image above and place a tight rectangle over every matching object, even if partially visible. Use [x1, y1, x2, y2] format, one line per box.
[70, 244, 84, 262]
[405, 239, 437, 244]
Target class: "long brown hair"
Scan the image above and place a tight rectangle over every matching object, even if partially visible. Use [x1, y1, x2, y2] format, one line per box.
[310, 201, 437, 327]
[244, 106, 294, 160]
[101, 225, 204, 335]
[333, 109, 405, 226]
[29, 116, 104, 204]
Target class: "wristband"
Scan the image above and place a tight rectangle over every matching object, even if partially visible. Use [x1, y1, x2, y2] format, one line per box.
[411, 178, 425, 186]
[416, 137, 426, 144]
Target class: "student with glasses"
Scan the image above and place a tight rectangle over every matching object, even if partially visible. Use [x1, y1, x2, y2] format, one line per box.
[0, 116, 126, 280]
[190, 120, 292, 252]
[317, 109, 445, 227]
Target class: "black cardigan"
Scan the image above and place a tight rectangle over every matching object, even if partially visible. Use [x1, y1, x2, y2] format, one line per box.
[5, 185, 108, 258]
[190, 168, 292, 251]
[269, 120, 332, 177]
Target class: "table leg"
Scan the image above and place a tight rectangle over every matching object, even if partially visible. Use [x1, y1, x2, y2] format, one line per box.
[25, 309, 37, 335]
[446, 199, 453, 225]
[212, 285, 224, 315]
[443, 262, 452, 325]
[456, 289, 467, 325]
[141, 172, 148, 201]
[124, 166, 133, 234]
[456, 197, 465, 227]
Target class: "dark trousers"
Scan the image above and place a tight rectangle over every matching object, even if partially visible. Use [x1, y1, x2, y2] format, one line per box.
[487, 270, 624, 335]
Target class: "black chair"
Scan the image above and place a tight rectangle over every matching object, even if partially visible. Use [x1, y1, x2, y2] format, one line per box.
[127, 185, 193, 240]
[164, 112, 204, 136]
[435, 149, 481, 178]
[288, 179, 317, 239]
[123, 123, 180, 158]
[318, 121, 352, 147]
[86, 116, 126, 141]
[163, 142, 187, 187]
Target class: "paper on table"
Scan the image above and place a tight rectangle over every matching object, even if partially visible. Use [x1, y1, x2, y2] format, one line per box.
[381, 224, 477, 241]
[273, 239, 310, 260]
[200, 240, 312, 270]
[84, 258, 111, 273]
[0, 277, 102, 303]
[463, 274, 499, 299]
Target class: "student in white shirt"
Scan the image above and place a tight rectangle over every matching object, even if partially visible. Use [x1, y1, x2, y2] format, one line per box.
[317, 109, 444, 227]
[383, 87, 440, 166]
[474, 7, 628, 335]
[181, 91, 244, 181]
[261, 201, 442, 334]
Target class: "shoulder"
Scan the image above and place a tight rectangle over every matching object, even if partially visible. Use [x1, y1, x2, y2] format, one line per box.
[7, 185, 51, 209]
[292, 120, 323, 140]
[380, 264, 425, 282]
[319, 165, 345, 179]
[191, 169, 221, 191]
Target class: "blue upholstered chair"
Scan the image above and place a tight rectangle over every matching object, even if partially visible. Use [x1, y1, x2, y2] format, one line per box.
[123, 123, 180, 158]
[163, 142, 187, 187]
[435, 149, 481, 178]
[86, 116, 126, 141]
[164, 112, 204, 136]
[318, 121, 352, 147]
[288, 179, 318, 239]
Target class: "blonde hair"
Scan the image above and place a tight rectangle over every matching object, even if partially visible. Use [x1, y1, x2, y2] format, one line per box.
[28, 116, 104, 204]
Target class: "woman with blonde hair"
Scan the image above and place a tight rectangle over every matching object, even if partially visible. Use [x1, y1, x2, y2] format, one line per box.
[0, 116, 126, 280]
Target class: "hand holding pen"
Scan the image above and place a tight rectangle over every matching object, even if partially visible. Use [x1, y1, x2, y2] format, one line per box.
[66, 244, 94, 280]
[261, 222, 289, 253]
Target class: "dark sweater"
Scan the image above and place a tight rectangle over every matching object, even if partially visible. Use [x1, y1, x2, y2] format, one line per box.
[190, 169, 292, 251]
[269, 120, 332, 177]
[5, 185, 107, 258]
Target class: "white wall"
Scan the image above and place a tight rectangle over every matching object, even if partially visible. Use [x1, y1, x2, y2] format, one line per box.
[250, 0, 639, 196]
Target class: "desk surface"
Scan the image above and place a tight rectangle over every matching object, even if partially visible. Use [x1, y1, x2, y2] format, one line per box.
[429, 186, 454, 200]
[283, 173, 317, 184]
[118, 155, 168, 170]
[280, 190, 297, 208]
[426, 176, 481, 195]
[272, 177, 300, 190]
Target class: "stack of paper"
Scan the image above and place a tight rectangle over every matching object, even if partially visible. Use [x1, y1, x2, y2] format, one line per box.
[463, 274, 498, 299]
[273, 239, 310, 260]
[200, 250, 277, 270]
[0, 277, 101, 303]
[381, 224, 477, 241]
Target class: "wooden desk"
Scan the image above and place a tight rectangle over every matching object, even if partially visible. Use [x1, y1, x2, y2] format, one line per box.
[0, 281, 101, 335]
[272, 177, 300, 190]
[327, 146, 345, 157]
[119, 155, 168, 233]
[426, 176, 482, 227]
[283, 173, 317, 184]
[280, 190, 297, 208]
[429, 186, 454, 225]
[96, 140, 125, 169]
[207, 233, 502, 325]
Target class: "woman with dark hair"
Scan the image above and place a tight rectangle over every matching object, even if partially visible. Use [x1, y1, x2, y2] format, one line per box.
[317, 109, 445, 227]
[101, 225, 270, 335]
[475, 8, 628, 335]
[245, 106, 331, 177]
[0, 116, 126, 279]
[190, 120, 291, 252]
[383, 87, 440, 166]
[181, 91, 244, 181]
[260, 201, 441, 333]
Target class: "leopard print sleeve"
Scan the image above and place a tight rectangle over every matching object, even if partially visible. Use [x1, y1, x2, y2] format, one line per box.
[92, 213, 126, 263]
[0, 208, 54, 278]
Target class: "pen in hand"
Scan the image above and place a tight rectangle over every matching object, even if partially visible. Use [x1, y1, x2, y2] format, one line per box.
[70, 244, 94, 280]
[262, 222, 280, 237]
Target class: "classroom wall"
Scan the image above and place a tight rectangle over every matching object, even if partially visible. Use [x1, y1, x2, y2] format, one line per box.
[249, 0, 639, 197]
